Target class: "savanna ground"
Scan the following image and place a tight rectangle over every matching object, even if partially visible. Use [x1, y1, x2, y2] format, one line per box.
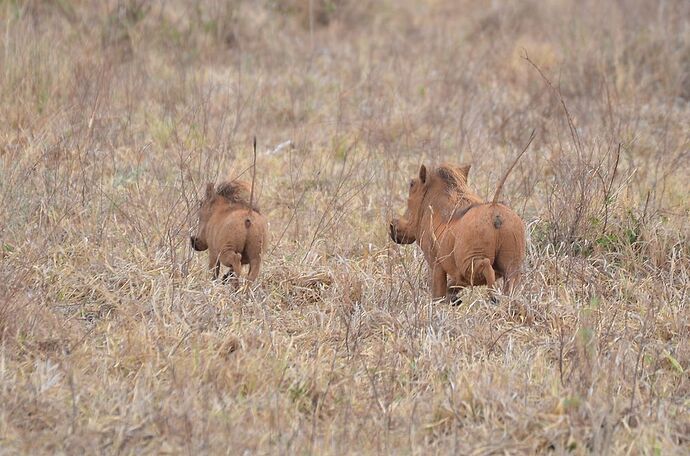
[1, 0, 689, 454]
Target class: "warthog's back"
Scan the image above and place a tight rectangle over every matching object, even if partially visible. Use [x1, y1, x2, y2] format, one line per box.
[450, 203, 525, 276]
[206, 205, 265, 258]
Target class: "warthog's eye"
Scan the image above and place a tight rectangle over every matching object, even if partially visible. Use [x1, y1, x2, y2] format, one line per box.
[409, 179, 415, 189]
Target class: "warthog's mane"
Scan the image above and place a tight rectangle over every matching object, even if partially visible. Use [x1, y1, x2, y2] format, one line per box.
[216, 180, 260, 213]
[427, 164, 484, 218]
[452, 203, 482, 220]
[433, 164, 469, 193]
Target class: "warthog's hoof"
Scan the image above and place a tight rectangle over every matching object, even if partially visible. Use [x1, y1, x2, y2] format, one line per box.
[222, 271, 238, 285]
[450, 296, 463, 306]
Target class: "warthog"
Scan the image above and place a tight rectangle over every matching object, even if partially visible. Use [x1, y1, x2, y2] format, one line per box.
[191, 180, 267, 284]
[389, 163, 526, 302]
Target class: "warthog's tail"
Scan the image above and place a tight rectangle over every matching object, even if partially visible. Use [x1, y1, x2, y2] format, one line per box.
[492, 129, 536, 205]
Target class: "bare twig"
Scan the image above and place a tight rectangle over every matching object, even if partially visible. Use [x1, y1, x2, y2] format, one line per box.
[601, 143, 621, 235]
[248, 136, 257, 218]
[492, 129, 536, 205]
[523, 50, 583, 156]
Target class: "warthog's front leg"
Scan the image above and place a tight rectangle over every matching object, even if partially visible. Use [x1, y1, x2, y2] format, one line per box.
[430, 265, 448, 301]
[447, 284, 464, 306]
[209, 251, 221, 280]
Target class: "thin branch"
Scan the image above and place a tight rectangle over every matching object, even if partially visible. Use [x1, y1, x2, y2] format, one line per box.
[523, 50, 583, 156]
[492, 128, 536, 204]
[248, 136, 257, 218]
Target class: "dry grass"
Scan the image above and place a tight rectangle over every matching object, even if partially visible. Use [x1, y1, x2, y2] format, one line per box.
[1, 0, 689, 453]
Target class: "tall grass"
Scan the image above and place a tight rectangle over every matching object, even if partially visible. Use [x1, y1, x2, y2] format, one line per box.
[1, 0, 688, 453]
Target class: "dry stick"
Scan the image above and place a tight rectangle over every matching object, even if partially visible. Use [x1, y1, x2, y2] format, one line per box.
[523, 50, 583, 157]
[248, 136, 257, 217]
[601, 143, 621, 236]
[486, 325, 518, 355]
[492, 129, 536, 205]
[558, 319, 566, 386]
[86, 62, 106, 143]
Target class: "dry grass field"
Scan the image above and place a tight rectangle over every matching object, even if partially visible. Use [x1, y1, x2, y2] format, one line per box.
[1, 0, 689, 454]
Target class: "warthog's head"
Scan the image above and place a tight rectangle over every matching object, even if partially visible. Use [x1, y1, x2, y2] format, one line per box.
[389, 163, 472, 245]
[190, 183, 216, 252]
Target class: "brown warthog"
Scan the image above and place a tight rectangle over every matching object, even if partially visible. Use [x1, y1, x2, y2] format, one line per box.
[191, 180, 267, 283]
[389, 163, 526, 302]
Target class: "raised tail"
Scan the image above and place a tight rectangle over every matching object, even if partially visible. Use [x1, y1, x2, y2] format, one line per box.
[492, 129, 536, 205]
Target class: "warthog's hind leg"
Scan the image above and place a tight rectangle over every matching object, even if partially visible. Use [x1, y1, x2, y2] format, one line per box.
[502, 266, 522, 297]
[475, 258, 498, 304]
[222, 252, 243, 286]
[247, 256, 261, 282]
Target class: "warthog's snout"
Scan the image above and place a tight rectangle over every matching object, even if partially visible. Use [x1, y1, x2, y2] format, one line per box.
[190, 236, 208, 251]
[389, 219, 415, 244]
[389, 220, 399, 242]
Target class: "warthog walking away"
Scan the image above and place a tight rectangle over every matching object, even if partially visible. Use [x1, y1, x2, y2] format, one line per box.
[191, 180, 267, 284]
[389, 163, 526, 303]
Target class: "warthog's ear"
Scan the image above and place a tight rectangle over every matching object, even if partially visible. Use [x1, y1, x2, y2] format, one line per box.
[205, 183, 215, 199]
[419, 165, 427, 184]
[459, 164, 471, 180]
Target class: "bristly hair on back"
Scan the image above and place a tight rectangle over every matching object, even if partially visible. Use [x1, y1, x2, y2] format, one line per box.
[215, 180, 260, 212]
[434, 164, 470, 192]
[431, 163, 483, 212]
